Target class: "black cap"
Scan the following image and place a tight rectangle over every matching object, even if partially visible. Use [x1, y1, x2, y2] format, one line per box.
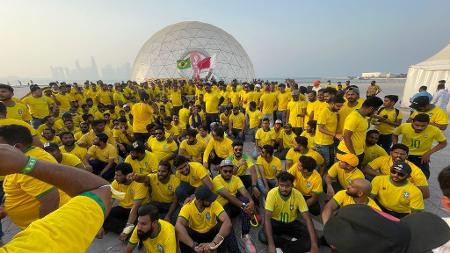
[392, 161, 412, 175]
[324, 205, 450, 253]
[30, 84, 40, 92]
[43, 142, 59, 152]
[410, 96, 430, 109]
[130, 141, 146, 152]
[195, 186, 217, 202]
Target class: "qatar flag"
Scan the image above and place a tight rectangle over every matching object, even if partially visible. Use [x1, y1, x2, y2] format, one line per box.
[197, 54, 216, 70]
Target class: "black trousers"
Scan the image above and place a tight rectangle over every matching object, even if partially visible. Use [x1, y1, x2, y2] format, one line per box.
[133, 132, 150, 143]
[377, 134, 392, 153]
[408, 155, 430, 179]
[179, 223, 241, 253]
[304, 195, 321, 216]
[206, 113, 219, 130]
[269, 219, 311, 253]
[103, 206, 131, 234]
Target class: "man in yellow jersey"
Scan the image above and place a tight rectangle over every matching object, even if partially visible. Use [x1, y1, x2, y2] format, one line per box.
[178, 102, 191, 130]
[147, 126, 178, 163]
[0, 84, 31, 122]
[173, 155, 213, 203]
[129, 161, 180, 222]
[0, 125, 68, 229]
[286, 90, 307, 135]
[372, 95, 402, 152]
[361, 130, 387, 168]
[409, 95, 448, 130]
[86, 133, 118, 180]
[124, 141, 159, 175]
[22, 85, 53, 129]
[0, 143, 111, 252]
[366, 81, 382, 97]
[131, 92, 156, 142]
[255, 118, 275, 155]
[371, 162, 424, 218]
[321, 178, 380, 224]
[276, 84, 292, 123]
[338, 96, 383, 166]
[59, 131, 90, 168]
[325, 153, 365, 199]
[204, 83, 224, 128]
[276, 123, 297, 159]
[287, 156, 322, 216]
[77, 119, 114, 147]
[256, 145, 283, 196]
[393, 113, 447, 179]
[315, 95, 345, 169]
[179, 128, 206, 163]
[336, 86, 363, 134]
[228, 105, 246, 141]
[285, 136, 325, 172]
[226, 141, 259, 195]
[300, 120, 316, 150]
[263, 171, 319, 253]
[125, 204, 178, 253]
[170, 84, 183, 115]
[43, 142, 85, 170]
[364, 143, 430, 198]
[203, 126, 233, 170]
[53, 84, 71, 113]
[98, 163, 149, 241]
[259, 85, 277, 126]
[246, 102, 263, 142]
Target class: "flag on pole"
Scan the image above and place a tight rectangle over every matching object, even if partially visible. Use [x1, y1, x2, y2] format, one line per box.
[177, 58, 192, 69]
[197, 54, 215, 70]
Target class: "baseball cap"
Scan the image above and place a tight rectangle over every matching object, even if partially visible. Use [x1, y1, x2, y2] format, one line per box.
[336, 153, 359, 167]
[275, 119, 282, 124]
[409, 96, 430, 109]
[130, 141, 146, 152]
[30, 84, 41, 92]
[43, 142, 59, 152]
[392, 161, 412, 175]
[324, 204, 450, 253]
[195, 185, 217, 202]
[218, 159, 234, 169]
[313, 80, 321, 86]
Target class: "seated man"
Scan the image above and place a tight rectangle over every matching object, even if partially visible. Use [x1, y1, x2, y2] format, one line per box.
[371, 161, 424, 218]
[263, 171, 319, 253]
[173, 155, 213, 203]
[285, 136, 325, 173]
[124, 140, 159, 175]
[325, 153, 364, 199]
[364, 143, 429, 198]
[276, 123, 297, 159]
[175, 186, 239, 253]
[147, 126, 178, 164]
[85, 133, 118, 180]
[213, 160, 256, 251]
[321, 178, 380, 224]
[129, 161, 180, 223]
[361, 129, 387, 168]
[203, 126, 233, 170]
[256, 145, 283, 196]
[59, 131, 89, 168]
[254, 118, 275, 157]
[179, 128, 206, 163]
[99, 163, 149, 241]
[228, 105, 246, 141]
[226, 141, 259, 194]
[43, 142, 85, 170]
[124, 204, 177, 253]
[288, 156, 322, 216]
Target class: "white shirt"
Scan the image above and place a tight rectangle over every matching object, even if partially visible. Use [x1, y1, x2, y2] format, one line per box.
[432, 89, 450, 110]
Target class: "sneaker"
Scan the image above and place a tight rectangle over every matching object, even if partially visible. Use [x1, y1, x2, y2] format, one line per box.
[276, 248, 284, 253]
[241, 234, 257, 253]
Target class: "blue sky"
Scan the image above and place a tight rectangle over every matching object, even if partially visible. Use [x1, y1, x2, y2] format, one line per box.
[1, 0, 449, 79]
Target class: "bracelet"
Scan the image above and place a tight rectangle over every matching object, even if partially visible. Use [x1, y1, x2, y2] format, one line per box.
[21, 157, 38, 175]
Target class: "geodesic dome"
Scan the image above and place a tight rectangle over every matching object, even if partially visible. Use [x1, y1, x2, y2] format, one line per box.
[131, 21, 255, 83]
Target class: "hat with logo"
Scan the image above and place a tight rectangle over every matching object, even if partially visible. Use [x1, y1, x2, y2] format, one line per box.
[392, 161, 412, 175]
[409, 96, 430, 109]
[218, 159, 235, 169]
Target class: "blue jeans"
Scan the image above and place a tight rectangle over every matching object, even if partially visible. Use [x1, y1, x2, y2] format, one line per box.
[175, 182, 196, 204]
[315, 144, 335, 169]
[257, 178, 277, 207]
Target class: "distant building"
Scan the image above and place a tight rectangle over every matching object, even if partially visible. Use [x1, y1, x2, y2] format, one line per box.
[361, 72, 391, 78]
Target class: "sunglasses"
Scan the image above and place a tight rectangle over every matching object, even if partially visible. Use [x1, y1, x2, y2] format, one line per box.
[390, 169, 406, 177]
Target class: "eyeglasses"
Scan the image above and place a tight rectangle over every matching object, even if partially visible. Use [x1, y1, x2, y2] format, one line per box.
[390, 169, 406, 177]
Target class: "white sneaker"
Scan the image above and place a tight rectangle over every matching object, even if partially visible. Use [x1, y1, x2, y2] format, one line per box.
[276, 248, 283, 253]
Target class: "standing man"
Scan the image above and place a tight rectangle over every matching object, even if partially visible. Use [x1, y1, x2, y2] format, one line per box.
[259, 85, 277, 126]
[0, 84, 31, 122]
[431, 80, 450, 110]
[264, 171, 319, 253]
[276, 84, 292, 123]
[366, 81, 382, 97]
[337, 96, 383, 165]
[373, 95, 402, 152]
[22, 85, 53, 129]
[336, 86, 363, 135]
[204, 83, 223, 128]
[131, 92, 156, 143]
[393, 113, 447, 178]
[286, 90, 307, 136]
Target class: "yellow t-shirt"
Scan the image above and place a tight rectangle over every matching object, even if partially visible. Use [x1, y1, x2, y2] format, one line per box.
[287, 100, 307, 128]
[256, 156, 282, 180]
[0, 193, 105, 253]
[374, 108, 403, 134]
[260, 92, 277, 114]
[178, 199, 224, 233]
[113, 91, 127, 105]
[265, 187, 308, 223]
[203, 137, 233, 162]
[219, 112, 230, 126]
[111, 180, 149, 209]
[281, 131, 297, 149]
[213, 175, 245, 206]
[0, 118, 38, 136]
[288, 166, 323, 197]
[97, 90, 113, 105]
[179, 139, 206, 162]
[362, 144, 388, 167]
[315, 107, 338, 146]
[147, 138, 178, 163]
[175, 162, 209, 187]
[367, 156, 428, 187]
[393, 123, 446, 156]
[337, 100, 363, 134]
[59, 144, 87, 161]
[60, 153, 82, 167]
[204, 92, 220, 114]
[227, 91, 240, 106]
[87, 143, 118, 163]
[285, 149, 325, 166]
[124, 151, 159, 174]
[255, 128, 275, 147]
[312, 101, 327, 121]
[371, 175, 424, 213]
[327, 162, 365, 189]
[226, 154, 254, 176]
[128, 220, 177, 253]
[148, 174, 180, 203]
[112, 128, 132, 145]
[21, 96, 52, 119]
[178, 108, 191, 129]
[333, 190, 381, 211]
[277, 91, 292, 111]
[229, 112, 246, 130]
[6, 102, 31, 121]
[337, 110, 368, 155]
[410, 106, 449, 126]
[300, 131, 315, 150]
[54, 93, 71, 112]
[247, 110, 263, 129]
[131, 102, 153, 133]
[170, 90, 182, 107]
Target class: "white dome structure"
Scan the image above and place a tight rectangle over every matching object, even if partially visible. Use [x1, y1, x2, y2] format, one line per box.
[131, 21, 255, 82]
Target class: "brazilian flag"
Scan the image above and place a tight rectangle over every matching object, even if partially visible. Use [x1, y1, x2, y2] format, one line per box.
[177, 58, 192, 69]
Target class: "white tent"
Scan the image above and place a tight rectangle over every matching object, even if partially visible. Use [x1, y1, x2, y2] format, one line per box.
[401, 44, 450, 111]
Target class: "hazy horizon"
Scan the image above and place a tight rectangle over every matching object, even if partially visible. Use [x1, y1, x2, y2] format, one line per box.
[1, 0, 449, 82]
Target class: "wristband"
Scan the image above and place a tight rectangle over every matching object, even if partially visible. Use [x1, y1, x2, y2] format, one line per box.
[21, 157, 38, 175]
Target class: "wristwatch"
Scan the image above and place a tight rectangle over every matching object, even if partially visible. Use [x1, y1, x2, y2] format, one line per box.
[241, 202, 247, 209]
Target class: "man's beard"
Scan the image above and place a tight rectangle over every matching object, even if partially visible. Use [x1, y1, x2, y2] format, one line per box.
[137, 229, 151, 241]
[64, 141, 75, 146]
[346, 191, 359, 198]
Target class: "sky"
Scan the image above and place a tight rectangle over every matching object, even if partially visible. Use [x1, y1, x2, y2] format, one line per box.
[1, 0, 450, 80]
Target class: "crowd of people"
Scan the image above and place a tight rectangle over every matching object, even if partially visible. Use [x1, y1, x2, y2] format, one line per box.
[0, 78, 448, 253]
